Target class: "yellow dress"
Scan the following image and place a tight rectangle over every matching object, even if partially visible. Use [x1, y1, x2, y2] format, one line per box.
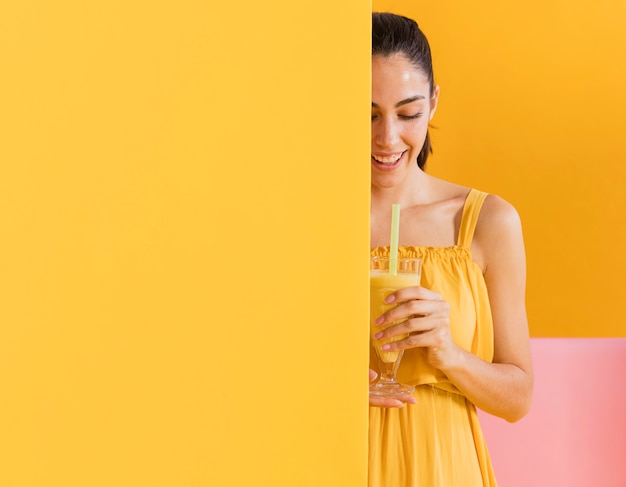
[369, 189, 498, 486]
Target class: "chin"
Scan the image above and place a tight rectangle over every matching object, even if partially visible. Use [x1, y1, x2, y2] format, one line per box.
[371, 176, 400, 189]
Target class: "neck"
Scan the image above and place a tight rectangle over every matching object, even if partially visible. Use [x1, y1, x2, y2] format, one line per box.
[371, 166, 429, 210]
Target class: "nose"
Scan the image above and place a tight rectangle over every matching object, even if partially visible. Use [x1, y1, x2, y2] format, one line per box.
[373, 117, 399, 148]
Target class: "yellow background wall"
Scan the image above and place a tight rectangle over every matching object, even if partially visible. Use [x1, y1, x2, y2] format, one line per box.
[0, 2, 369, 486]
[373, 1, 626, 337]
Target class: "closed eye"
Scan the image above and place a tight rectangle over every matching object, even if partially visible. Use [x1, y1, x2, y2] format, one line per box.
[399, 112, 423, 120]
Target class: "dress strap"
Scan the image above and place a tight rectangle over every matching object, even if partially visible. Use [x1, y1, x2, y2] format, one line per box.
[457, 189, 489, 248]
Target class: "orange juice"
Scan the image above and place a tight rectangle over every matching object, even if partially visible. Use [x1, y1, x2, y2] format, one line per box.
[370, 270, 420, 363]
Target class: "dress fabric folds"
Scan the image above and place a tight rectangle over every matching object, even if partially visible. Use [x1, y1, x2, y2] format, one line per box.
[369, 189, 498, 487]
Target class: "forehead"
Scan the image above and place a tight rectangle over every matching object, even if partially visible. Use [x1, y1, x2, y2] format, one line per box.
[372, 54, 430, 101]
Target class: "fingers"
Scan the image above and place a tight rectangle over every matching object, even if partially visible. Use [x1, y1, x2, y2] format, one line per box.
[374, 302, 450, 342]
[384, 285, 442, 305]
[369, 369, 378, 382]
[369, 394, 417, 408]
[376, 291, 447, 327]
[368, 369, 416, 408]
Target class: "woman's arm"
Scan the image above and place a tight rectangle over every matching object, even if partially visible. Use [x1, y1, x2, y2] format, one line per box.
[452, 194, 534, 421]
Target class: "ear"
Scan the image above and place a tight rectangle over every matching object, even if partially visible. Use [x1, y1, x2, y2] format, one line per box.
[429, 85, 440, 121]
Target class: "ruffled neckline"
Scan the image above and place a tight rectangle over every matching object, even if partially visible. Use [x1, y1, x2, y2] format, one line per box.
[371, 245, 472, 259]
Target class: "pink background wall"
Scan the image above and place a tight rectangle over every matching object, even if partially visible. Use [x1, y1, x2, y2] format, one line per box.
[478, 339, 626, 486]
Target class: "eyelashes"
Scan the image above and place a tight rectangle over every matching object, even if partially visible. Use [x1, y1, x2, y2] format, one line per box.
[371, 112, 424, 121]
[399, 112, 423, 120]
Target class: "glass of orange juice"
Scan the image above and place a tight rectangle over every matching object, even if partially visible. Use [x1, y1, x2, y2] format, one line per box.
[370, 256, 421, 397]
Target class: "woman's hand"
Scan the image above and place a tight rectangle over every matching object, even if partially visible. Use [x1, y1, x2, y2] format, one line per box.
[369, 369, 416, 408]
[372, 286, 460, 370]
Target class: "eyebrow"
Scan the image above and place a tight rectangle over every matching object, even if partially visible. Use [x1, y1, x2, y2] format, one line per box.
[371, 95, 426, 108]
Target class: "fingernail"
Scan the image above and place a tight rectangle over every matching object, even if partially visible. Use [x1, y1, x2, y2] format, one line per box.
[375, 316, 384, 325]
[384, 294, 396, 303]
[381, 344, 390, 351]
[374, 332, 383, 340]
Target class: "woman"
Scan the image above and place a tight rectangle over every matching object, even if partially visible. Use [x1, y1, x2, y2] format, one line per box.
[368, 12, 533, 486]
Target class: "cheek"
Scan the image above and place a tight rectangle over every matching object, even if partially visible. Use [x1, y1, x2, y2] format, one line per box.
[405, 120, 429, 143]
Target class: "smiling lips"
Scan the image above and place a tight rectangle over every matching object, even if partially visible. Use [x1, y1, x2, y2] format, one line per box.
[372, 151, 406, 167]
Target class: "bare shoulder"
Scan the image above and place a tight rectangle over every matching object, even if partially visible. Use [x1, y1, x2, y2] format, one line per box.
[472, 194, 525, 272]
[430, 176, 471, 201]
[478, 194, 522, 230]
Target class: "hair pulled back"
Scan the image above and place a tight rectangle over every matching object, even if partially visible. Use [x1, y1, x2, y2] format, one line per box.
[372, 12, 435, 170]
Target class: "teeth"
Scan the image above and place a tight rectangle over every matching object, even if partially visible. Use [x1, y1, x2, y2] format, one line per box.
[373, 153, 403, 164]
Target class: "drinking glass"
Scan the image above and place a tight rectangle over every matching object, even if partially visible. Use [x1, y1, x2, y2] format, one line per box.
[370, 256, 422, 396]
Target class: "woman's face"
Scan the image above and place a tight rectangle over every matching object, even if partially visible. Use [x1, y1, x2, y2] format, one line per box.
[371, 54, 439, 188]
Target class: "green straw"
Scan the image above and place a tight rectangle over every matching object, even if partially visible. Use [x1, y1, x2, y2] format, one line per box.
[389, 204, 400, 275]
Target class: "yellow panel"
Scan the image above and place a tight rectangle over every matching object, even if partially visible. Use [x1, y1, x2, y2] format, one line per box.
[372, 1, 626, 337]
[0, 1, 370, 485]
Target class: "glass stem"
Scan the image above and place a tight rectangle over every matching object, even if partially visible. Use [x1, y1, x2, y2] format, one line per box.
[377, 353, 402, 383]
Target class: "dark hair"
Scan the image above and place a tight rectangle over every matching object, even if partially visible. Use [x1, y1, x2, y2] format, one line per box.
[372, 12, 435, 170]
